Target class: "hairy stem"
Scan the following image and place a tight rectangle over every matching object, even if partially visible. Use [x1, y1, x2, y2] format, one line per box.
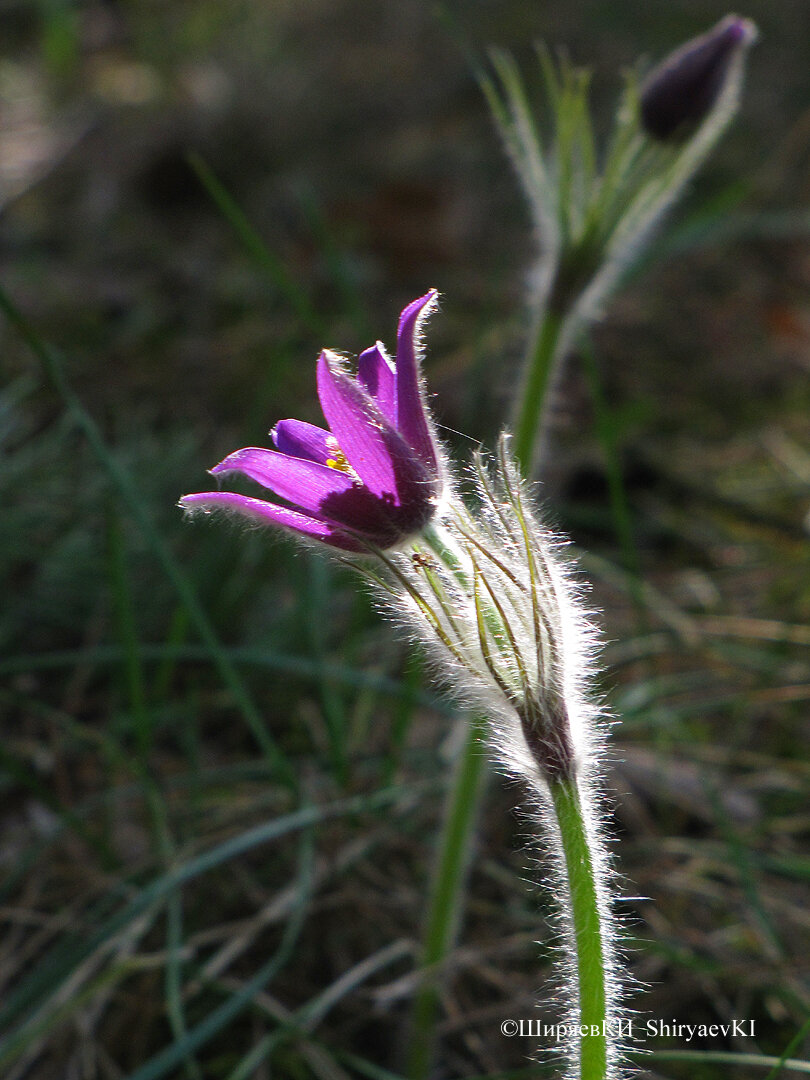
[549, 774, 611, 1080]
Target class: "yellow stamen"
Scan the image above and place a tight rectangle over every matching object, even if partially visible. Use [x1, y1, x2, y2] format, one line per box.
[325, 438, 352, 473]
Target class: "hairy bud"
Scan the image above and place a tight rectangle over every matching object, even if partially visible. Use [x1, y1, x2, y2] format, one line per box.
[360, 436, 604, 790]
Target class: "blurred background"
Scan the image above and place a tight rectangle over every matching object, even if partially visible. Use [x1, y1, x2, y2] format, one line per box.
[2, 1, 810, 1078]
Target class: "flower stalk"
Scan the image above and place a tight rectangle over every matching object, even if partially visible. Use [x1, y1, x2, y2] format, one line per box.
[512, 307, 565, 475]
[550, 775, 611, 1080]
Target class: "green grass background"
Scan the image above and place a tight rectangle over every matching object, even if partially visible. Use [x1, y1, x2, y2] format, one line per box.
[1, 1, 810, 1077]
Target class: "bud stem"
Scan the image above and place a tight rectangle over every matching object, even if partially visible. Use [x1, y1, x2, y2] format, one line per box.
[512, 308, 566, 475]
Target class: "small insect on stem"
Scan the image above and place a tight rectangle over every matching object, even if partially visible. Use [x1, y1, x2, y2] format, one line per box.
[411, 551, 437, 570]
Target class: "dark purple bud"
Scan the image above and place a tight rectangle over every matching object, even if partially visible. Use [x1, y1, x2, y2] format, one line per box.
[640, 14, 757, 141]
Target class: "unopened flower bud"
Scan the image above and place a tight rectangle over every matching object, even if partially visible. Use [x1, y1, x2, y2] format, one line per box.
[641, 14, 757, 141]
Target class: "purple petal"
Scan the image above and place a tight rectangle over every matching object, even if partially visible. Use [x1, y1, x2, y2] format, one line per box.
[211, 447, 357, 517]
[395, 290, 439, 471]
[358, 342, 397, 424]
[179, 492, 364, 550]
[316, 350, 427, 503]
[271, 419, 332, 464]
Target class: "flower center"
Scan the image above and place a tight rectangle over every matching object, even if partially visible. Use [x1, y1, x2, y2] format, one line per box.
[325, 436, 352, 474]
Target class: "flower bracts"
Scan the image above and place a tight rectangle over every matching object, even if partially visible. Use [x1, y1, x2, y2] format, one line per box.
[346, 434, 601, 789]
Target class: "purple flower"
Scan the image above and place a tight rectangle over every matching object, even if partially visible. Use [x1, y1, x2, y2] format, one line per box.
[640, 14, 757, 141]
[180, 290, 445, 552]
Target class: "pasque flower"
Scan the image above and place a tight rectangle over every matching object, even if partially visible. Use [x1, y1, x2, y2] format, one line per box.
[181, 286, 621, 1076]
[180, 290, 444, 551]
[641, 14, 757, 140]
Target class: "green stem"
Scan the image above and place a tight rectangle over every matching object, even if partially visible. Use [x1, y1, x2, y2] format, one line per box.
[407, 714, 488, 1080]
[549, 775, 610, 1080]
[512, 309, 566, 475]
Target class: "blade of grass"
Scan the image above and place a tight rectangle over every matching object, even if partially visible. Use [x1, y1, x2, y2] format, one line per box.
[164, 888, 203, 1080]
[153, 604, 190, 702]
[337, 1054, 408, 1080]
[642, 1049, 810, 1076]
[297, 938, 412, 1032]
[107, 504, 202, 1073]
[0, 283, 293, 787]
[305, 553, 350, 786]
[384, 652, 424, 784]
[225, 939, 412, 1080]
[105, 503, 151, 760]
[1, 911, 163, 1079]
[186, 151, 324, 336]
[228, 1032, 352, 1080]
[764, 1016, 810, 1080]
[297, 187, 371, 340]
[761, 853, 810, 883]
[706, 778, 784, 960]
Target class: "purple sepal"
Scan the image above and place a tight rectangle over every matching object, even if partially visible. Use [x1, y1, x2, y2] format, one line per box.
[179, 491, 365, 551]
[358, 342, 397, 424]
[271, 419, 332, 464]
[211, 446, 357, 516]
[316, 350, 432, 508]
[395, 289, 440, 471]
